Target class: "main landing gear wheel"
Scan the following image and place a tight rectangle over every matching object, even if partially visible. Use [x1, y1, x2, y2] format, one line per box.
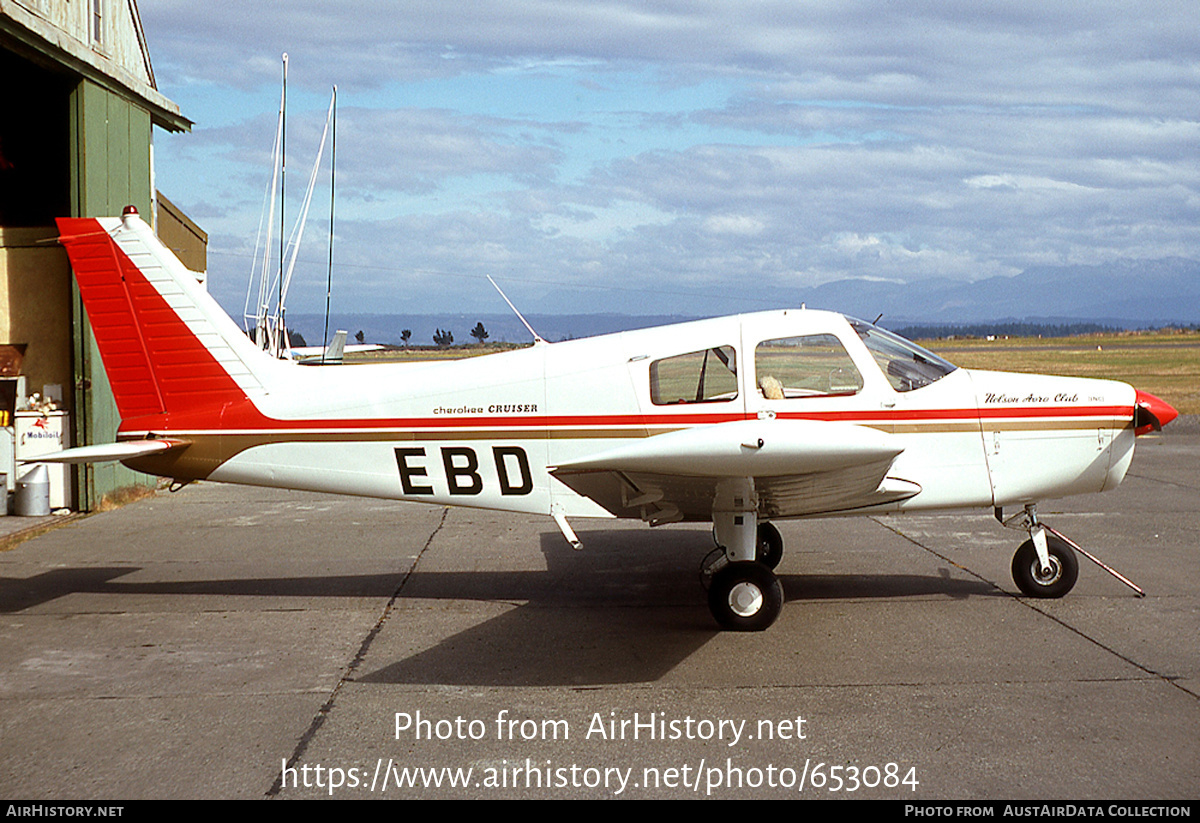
[1012, 535, 1079, 598]
[756, 522, 784, 570]
[708, 561, 783, 631]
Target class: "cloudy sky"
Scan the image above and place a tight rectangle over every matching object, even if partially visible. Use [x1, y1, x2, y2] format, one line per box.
[138, 2, 1200, 321]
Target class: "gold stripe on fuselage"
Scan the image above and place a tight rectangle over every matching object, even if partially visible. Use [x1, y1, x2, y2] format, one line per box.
[121, 415, 1129, 481]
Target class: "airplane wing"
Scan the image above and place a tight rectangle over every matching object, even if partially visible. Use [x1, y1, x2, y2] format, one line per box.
[549, 418, 919, 524]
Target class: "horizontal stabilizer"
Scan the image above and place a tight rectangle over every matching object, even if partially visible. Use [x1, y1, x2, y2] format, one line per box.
[26, 439, 189, 465]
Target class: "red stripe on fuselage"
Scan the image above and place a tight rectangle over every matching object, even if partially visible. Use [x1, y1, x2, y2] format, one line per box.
[775, 405, 1131, 424]
[119, 404, 1134, 439]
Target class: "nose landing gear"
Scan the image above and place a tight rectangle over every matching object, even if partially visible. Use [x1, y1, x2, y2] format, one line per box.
[1011, 532, 1078, 598]
[997, 504, 1145, 598]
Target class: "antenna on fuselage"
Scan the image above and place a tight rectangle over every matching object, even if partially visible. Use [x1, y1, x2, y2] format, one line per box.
[487, 275, 547, 345]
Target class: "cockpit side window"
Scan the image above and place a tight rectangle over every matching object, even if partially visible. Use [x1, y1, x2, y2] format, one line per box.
[650, 346, 738, 405]
[849, 320, 957, 392]
[755, 335, 864, 399]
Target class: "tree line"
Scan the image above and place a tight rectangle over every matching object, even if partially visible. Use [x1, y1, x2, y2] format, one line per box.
[351, 322, 492, 348]
[891, 321, 1120, 340]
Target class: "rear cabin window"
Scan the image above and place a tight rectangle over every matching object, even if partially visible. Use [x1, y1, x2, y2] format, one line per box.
[650, 346, 738, 405]
[755, 334, 864, 399]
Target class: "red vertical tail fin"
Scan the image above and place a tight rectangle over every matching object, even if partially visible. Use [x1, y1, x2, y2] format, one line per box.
[57, 210, 273, 430]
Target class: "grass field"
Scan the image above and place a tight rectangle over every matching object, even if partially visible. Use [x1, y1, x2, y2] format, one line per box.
[345, 342, 524, 364]
[349, 330, 1200, 416]
[923, 330, 1200, 415]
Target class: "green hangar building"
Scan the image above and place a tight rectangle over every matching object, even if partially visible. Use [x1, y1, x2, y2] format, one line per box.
[0, 0, 205, 510]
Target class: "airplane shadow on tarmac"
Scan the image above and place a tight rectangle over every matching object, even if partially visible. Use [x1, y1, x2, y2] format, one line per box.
[1, 527, 998, 687]
[359, 527, 998, 686]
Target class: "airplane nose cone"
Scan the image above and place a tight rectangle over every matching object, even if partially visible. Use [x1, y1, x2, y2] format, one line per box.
[1134, 390, 1178, 435]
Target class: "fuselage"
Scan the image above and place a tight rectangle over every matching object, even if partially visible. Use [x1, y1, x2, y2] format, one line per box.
[118, 309, 1138, 521]
[55, 211, 1148, 526]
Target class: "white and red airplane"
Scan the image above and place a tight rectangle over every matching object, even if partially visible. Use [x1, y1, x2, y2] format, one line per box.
[45, 207, 1178, 631]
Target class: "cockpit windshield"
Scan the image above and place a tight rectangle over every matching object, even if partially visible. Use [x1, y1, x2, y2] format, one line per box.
[848, 318, 957, 392]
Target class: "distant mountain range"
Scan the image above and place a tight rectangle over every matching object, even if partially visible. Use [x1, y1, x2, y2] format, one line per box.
[287, 258, 1199, 345]
[798, 257, 1200, 328]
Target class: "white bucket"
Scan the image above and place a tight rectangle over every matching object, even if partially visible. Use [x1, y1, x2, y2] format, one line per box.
[16, 464, 51, 517]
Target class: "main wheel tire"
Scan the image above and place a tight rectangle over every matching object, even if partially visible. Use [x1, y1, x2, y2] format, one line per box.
[756, 522, 784, 570]
[708, 561, 784, 631]
[1012, 535, 1079, 598]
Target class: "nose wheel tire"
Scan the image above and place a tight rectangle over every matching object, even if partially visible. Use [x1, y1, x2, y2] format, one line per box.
[708, 561, 783, 631]
[1012, 535, 1079, 598]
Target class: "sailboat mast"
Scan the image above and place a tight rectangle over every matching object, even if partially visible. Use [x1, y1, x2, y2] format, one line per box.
[278, 53, 288, 357]
[322, 86, 337, 364]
